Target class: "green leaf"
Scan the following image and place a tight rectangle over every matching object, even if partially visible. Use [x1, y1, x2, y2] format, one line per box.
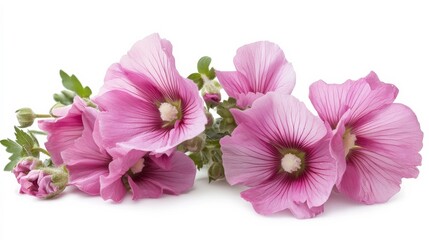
[197, 56, 212, 75]
[59, 70, 92, 98]
[83, 86, 92, 97]
[1, 139, 22, 161]
[189, 152, 204, 170]
[4, 160, 19, 171]
[187, 73, 204, 89]
[207, 67, 216, 80]
[14, 126, 39, 158]
[1, 139, 23, 171]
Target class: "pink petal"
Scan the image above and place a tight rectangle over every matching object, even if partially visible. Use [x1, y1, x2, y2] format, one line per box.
[119, 33, 181, 100]
[233, 41, 295, 94]
[310, 72, 398, 128]
[96, 63, 142, 99]
[338, 103, 423, 204]
[354, 103, 423, 162]
[221, 130, 279, 186]
[216, 71, 251, 100]
[99, 174, 127, 203]
[216, 41, 295, 108]
[236, 93, 327, 148]
[128, 176, 163, 199]
[99, 147, 146, 202]
[289, 202, 324, 219]
[38, 97, 90, 166]
[309, 80, 352, 129]
[62, 107, 110, 196]
[235, 92, 265, 109]
[329, 115, 348, 185]
[128, 152, 196, 200]
[96, 90, 164, 149]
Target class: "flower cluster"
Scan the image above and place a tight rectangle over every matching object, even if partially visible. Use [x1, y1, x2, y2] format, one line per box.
[2, 33, 423, 218]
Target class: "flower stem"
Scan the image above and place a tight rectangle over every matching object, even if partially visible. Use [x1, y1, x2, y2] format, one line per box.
[33, 147, 51, 157]
[35, 114, 52, 118]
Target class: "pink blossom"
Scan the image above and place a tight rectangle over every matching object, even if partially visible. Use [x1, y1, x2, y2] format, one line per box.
[309, 71, 423, 204]
[216, 41, 295, 108]
[221, 93, 336, 218]
[62, 103, 196, 202]
[95, 33, 206, 154]
[38, 97, 90, 166]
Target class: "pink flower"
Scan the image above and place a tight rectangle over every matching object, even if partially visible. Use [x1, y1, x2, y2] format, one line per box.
[216, 41, 295, 108]
[62, 104, 196, 202]
[309, 71, 423, 204]
[38, 97, 90, 166]
[13, 157, 42, 182]
[95, 33, 206, 154]
[221, 93, 336, 218]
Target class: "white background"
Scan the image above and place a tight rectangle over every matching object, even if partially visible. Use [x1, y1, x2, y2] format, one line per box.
[1, 0, 428, 239]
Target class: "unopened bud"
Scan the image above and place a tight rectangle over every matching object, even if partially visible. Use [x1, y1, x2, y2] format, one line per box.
[208, 162, 225, 182]
[16, 108, 36, 128]
[183, 134, 206, 152]
[203, 93, 221, 107]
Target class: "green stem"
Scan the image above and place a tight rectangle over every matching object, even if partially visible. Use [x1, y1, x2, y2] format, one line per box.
[29, 130, 47, 135]
[35, 114, 52, 118]
[33, 147, 51, 157]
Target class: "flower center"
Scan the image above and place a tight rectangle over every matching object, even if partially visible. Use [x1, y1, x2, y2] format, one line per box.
[281, 153, 302, 173]
[130, 158, 145, 174]
[159, 102, 179, 122]
[343, 128, 357, 156]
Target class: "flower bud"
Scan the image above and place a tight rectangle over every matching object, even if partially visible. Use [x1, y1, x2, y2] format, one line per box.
[17, 165, 68, 199]
[13, 157, 43, 182]
[201, 80, 222, 107]
[203, 93, 222, 107]
[208, 162, 225, 182]
[205, 111, 214, 127]
[16, 108, 36, 128]
[183, 134, 206, 152]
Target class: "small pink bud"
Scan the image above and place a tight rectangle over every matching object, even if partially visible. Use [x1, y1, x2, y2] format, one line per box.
[203, 93, 221, 106]
[13, 157, 42, 182]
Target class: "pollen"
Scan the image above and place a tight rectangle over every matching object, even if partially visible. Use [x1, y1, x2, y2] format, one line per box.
[343, 128, 357, 156]
[281, 153, 302, 173]
[159, 102, 179, 122]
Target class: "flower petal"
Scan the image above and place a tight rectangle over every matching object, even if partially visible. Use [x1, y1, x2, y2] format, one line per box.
[128, 152, 196, 200]
[338, 103, 423, 204]
[96, 90, 164, 149]
[119, 33, 181, 100]
[237, 93, 327, 149]
[221, 130, 279, 186]
[99, 175, 127, 203]
[61, 106, 110, 196]
[309, 80, 352, 129]
[216, 71, 250, 99]
[310, 72, 398, 128]
[354, 103, 423, 162]
[233, 41, 295, 94]
[38, 97, 89, 166]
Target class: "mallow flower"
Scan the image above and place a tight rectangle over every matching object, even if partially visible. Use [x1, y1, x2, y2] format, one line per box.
[62, 103, 196, 202]
[309, 71, 423, 204]
[221, 93, 337, 218]
[216, 41, 295, 108]
[95, 33, 207, 154]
